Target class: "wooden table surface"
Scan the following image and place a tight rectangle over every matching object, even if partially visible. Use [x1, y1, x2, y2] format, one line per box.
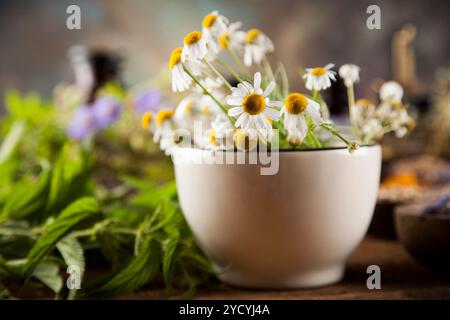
[123, 236, 450, 300]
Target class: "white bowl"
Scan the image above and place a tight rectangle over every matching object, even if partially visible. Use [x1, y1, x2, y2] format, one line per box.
[172, 145, 381, 288]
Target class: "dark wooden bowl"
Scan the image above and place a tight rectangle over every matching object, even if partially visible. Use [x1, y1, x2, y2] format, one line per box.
[395, 203, 450, 276]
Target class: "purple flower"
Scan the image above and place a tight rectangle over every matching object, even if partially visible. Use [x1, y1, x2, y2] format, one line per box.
[134, 90, 162, 115]
[92, 96, 121, 129]
[67, 106, 97, 140]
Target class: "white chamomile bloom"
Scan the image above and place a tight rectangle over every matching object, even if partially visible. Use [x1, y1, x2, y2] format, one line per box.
[353, 99, 382, 138]
[234, 128, 258, 151]
[202, 11, 228, 54]
[379, 81, 404, 102]
[181, 31, 208, 62]
[243, 28, 274, 67]
[174, 96, 198, 129]
[153, 109, 178, 155]
[226, 72, 281, 139]
[303, 63, 337, 91]
[208, 114, 234, 149]
[281, 93, 322, 146]
[169, 47, 192, 92]
[218, 22, 246, 52]
[338, 64, 360, 87]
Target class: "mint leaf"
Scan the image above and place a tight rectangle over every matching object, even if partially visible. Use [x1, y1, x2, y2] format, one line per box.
[22, 197, 100, 279]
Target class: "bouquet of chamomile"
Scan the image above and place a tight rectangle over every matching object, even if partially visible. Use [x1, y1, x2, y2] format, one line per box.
[141, 11, 414, 154]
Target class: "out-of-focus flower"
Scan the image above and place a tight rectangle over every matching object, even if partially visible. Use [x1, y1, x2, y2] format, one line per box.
[134, 90, 162, 115]
[141, 112, 153, 130]
[169, 47, 193, 92]
[67, 106, 97, 140]
[243, 28, 274, 66]
[218, 22, 245, 52]
[303, 64, 336, 91]
[181, 31, 208, 62]
[226, 72, 281, 139]
[202, 11, 228, 55]
[92, 96, 121, 129]
[338, 64, 360, 87]
[281, 93, 322, 146]
[153, 108, 178, 155]
[379, 81, 404, 102]
[234, 128, 258, 151]
[208, 114, 234, 149]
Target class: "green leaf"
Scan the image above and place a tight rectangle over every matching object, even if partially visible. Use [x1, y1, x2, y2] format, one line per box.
[56, 235, 85, 299]
[90, 226, 161, 298]
[162, 232, 179, 290]
[0, 120, 26, 164]
[1, 162, 51, 222]
[22, 197, 100, 279]
[32, 262, 63, 294]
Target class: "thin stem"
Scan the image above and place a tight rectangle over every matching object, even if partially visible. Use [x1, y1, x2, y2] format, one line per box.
[277, 61, 290, 98]
[203, 58, 232, 90]
[216, 57, 244, 83]
[228, 47, 251, 78]
[313, 90, 330, 121]
[309, 130, 323, 148]
[262, 57, 283, 101]
[347, 84, 356, 129]
[320, 123, 352, 146]
[183, 65, 235, 126]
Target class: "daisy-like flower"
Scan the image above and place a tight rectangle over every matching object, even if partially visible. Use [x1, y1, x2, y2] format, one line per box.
[208, 114, 235, 149]
[202, 11, 228, 54]
[338, 64, 360, 87]
[218, 22, 245, 52]
[226, 72, 281, 139]
[234, 129, 258, 151]
[303, 63, 337, 91]
[379, 81, 403, 102]
[152, 108, 179, 155]
[376, 101, 414, 138]
[181, 31, 208, 62]
[353, 99, 383, 138]
[169, 47, 192, 92]
[281, 93, 322, 146]
[243, 28, 274, 67]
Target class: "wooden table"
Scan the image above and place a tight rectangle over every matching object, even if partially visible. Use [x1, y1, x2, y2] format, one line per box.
[123, 236, 450, 300]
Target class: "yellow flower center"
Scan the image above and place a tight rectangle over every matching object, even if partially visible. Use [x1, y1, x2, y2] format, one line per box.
[184, 31, 202, 45]
[242, 93, 265, 115]
[245, 28, 261, 44]
[218, 33, 230, 49]
[355, 99, 374, 108]
[168, 47, 182, 70]
[184, 100, 192, 114]
[156, 109, 174, 126]
[209, 129, 216, 145]
[202, 106, 211, 116]
[311, 68, 327, 76]
[285, 93, 308, 114]
[141, 112, 152, 129]
[202, 13, 217, 28]
[392, 101, 405, 110]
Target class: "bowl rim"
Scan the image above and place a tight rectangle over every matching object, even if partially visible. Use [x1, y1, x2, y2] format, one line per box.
[175, 144, 379, 153]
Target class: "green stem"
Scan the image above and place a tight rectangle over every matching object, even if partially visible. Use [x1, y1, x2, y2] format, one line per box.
[216, 57, 244, 83]
[228, 47, 251, 79]
[320, 123, 352, 146]
[183, 65, 235, 126]
[313, 90, 330, 121]
[347, 84, 356, 129]
[203, 58, 232, 90]
[262, 57, 283, 100]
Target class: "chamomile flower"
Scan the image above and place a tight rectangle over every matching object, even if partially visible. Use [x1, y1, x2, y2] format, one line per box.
[353, 99, 382, 138]
[338, 64, 360, 87]
[218, 22, 246, 52]
[174, 96, 198, 129]
[303, 63, 337, 91]
[208, 114, 234, 149]
[379, 81, 403, 102]
[226, 72, 281, 138]
[202, 11, 228, 54]
[243, 28, 274, 67]
[169, 47, 192, 92]
[153, 108, 179, 155]
[181, 31, 208, 62]
[281, 93, 322, 146]
[234, 129, 258, 151]
[376, 101, 414, 138]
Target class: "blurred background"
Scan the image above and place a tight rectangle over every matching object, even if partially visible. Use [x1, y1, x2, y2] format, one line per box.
[0, 0, 448, 98]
